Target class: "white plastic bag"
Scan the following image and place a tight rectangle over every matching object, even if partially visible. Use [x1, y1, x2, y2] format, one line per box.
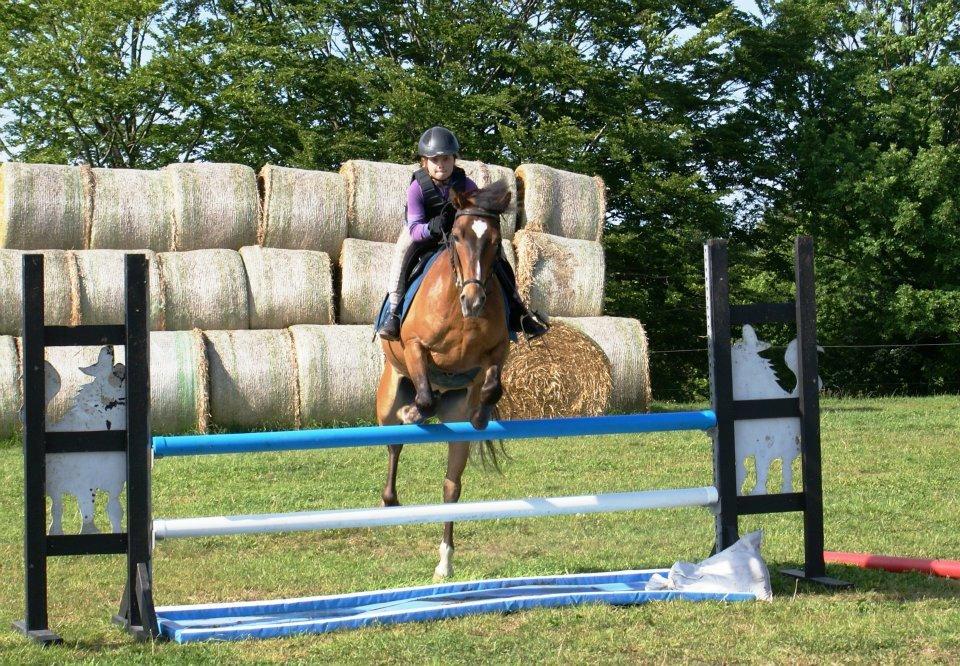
[646, 530, 773, 601]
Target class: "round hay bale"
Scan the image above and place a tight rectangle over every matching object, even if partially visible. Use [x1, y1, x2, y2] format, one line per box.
[74, 250, 165, 329]
[157, 250, 250, 331]
[240, 246, 335, 329]
[290, 325, 384, 424]
[471, 162, 518, 239]
[338, 239, 393, 325]
[258, 165, 348, 260]
[0, 250, 79, 336]
[516, 164, 605, 241]
[555, 317, 652, 413]
[341, 160, 415, 243]
[88, 168, 172, 250]
[0, 162, 88, 250]
[150, 329, 209, 434]
[0, 336, 21, 438]
[205, 329, 300, 430]
[500, 322, 612, 419]
[502, 239, 516, 271]
[514, 230, 604, 317]
[163, 162, 258, 251]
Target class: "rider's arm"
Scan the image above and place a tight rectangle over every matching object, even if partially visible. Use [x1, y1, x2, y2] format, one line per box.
[406, 181, 432, 242]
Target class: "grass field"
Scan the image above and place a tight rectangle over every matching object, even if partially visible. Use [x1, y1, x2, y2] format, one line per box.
[0, 395, 958, 663]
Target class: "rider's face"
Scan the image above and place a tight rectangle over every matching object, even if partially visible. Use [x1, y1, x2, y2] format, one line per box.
[425, 154, 455, 181]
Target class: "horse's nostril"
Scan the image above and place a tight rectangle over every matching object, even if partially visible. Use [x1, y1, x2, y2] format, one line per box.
[460, 294, 467, 302]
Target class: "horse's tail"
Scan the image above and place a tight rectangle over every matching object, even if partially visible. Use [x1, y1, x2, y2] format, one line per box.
[469, 406, 508, 472]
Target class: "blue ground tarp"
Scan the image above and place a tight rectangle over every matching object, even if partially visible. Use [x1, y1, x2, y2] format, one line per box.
[156, 569, 754, 643]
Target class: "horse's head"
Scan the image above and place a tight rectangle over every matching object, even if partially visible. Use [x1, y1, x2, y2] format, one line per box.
[448, 182, 511, 318]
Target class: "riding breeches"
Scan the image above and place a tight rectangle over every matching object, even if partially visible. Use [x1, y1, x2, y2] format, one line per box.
[387, 230, 423, 309]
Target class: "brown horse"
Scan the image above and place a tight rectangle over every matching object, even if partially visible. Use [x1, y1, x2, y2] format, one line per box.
[377, 182, 512, 579]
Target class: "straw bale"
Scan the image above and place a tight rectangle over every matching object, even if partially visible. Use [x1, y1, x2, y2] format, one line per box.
[150, 329, 209, 434]
[258, 165, 348, 260]
[0, 162, 88, 249]
[0, 336, 21, 437]
[290, 325, 384, 424]
[341, 160, 416, 243]
[502, 239, 516, 270]
[240, 246, 334, 329]
[470, 162, 518, 239]
[74, 250, 165, 329]
[515, 164, 605, 241]
[0, 250, 79, 336]
[88, 168, 172, 250]
[555, 317, 652, 413]
[514, 230, 604, 317]
[205, 329, 300, 430]
[163, 162, 258, 250]
[338, 239, 393, 324]
[499, 322, 612, 419]
[157, 250, 250, 331]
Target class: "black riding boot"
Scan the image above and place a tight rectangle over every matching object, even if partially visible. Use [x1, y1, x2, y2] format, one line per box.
[493, 257, 550, 340]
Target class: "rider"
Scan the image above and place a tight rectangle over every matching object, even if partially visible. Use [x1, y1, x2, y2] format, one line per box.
[378, 126, 549, 341]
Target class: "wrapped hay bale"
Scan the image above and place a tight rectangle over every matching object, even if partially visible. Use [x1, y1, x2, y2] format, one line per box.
[516, 164, 605, 241]
[500, 322, 612, 419]
[514, 230, 604, 317]
[150, 329, 209, 434]
[88, 168, 172, 250]
[290, 325, 384, 424]
[74, 250, 165, 329]
[163, 163, 258, 250]
[0, 336, 21, 438]
[258, 165, 348, 260]
[157, 250, 250, 331]
[0, 250, 79, 336]
[555, 317, 652, 413]
[341, 160, 415, 243]
[338, 239, 393, 325]
[239, 246, 335, 329]
[0, 162, 88, 250]
[205, 329, 300, 430]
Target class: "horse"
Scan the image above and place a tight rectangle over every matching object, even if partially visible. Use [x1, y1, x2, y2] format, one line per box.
[377, 181, 512, 580]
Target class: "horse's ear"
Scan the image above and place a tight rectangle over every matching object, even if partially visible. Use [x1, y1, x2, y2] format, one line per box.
[493, 186, 512, 211]
[450, 187, 473, 210]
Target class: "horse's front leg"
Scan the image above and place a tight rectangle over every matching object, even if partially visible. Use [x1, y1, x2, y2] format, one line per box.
[435, 441, 470, 580]
[470, 364, 503, 430]
[397, 342, 436, 425]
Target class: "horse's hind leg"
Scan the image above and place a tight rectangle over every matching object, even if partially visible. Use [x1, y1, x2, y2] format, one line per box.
[377, 363, 415, 507]
[435, 440, 470, 580]
[470, 364, 502, 430]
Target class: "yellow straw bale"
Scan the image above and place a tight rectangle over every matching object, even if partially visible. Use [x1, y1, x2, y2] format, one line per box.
[500, 322, 612, 419]
[341, 160, 415, 243]
[515, 164, 605, 241]
[163, 162, 258, 250]
[0, 250, 79, 336]
[205, 329, 300, 430]
[258, 165, 348, 260]
[0, 336, 21, 437]
[150, 329, 209, 434]
[555, 317, 652, 413]
[74, 250, 165, 329]
[157, 250, 250, 331]
[239, 246, 335, 329]
[290, 325, 384, 424]
[338, 239, 393, 325]
[88, 168, 172, 250]
[514, 230, 604, 317]
[0, 162, 88, 249]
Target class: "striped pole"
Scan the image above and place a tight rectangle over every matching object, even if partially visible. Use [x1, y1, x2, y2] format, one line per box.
[154, 486, 720, 540]
[153, 411, 718, 459]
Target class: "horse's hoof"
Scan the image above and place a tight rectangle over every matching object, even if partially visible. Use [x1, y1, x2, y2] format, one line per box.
[470, 411, 490, 430]
[398, 405, 423, 424]
[381, 495, 400, 507]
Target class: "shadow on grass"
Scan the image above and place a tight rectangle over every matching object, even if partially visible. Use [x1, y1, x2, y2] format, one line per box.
[821, 405, 882, 413]
[773, 563, 960, 601]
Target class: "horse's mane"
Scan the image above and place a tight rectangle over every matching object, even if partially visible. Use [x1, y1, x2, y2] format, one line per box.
[467, 181, 511, 214]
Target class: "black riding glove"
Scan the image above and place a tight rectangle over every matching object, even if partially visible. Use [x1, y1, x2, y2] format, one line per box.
[426, 203, 457, 239]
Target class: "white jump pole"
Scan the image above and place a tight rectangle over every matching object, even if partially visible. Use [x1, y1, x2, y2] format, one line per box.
[154, 486, 719, 540]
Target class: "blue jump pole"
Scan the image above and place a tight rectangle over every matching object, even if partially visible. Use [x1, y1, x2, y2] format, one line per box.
[152, 411, 717, 459]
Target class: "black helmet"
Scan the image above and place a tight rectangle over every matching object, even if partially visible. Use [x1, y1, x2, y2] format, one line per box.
[418, 126, 460, 157]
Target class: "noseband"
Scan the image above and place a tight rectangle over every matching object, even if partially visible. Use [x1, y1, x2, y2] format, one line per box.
[445, 208, 501, 294]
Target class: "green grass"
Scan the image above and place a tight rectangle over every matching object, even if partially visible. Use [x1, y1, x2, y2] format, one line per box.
[0, 395, 958, 663]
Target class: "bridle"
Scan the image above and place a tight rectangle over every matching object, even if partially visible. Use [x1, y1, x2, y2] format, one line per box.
[444, 207, 501, 295]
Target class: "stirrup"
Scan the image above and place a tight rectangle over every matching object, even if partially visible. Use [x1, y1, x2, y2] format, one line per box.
[519, 310, 549, 341]
[379, 313, 401, 341]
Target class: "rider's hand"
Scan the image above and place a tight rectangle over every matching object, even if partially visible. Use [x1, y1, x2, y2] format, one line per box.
[427, 214, 446, 239]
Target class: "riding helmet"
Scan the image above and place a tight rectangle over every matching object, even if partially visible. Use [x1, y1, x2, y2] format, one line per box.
[418, 126, 461, 157]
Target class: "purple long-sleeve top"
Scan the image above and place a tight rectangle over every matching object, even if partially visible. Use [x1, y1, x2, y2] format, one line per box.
[406, 175, 478, 242]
